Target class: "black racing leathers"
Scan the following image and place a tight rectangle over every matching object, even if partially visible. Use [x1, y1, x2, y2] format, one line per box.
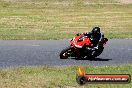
[83, 32, 104, 47]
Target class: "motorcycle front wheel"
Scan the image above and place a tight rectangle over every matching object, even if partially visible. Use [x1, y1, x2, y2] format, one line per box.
[60, 46, 72, 59]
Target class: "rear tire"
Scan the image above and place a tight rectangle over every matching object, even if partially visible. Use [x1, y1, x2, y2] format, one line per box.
[60, 46, 71, 59]
[91, 47, 104, 58]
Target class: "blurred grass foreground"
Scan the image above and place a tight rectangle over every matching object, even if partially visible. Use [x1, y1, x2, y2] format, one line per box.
[0, 64, 132, 88]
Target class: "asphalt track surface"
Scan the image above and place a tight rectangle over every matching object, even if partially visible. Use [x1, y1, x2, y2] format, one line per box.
[0, 39, 132, 68]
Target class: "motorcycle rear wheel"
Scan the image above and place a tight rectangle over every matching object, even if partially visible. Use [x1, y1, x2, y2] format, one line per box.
[91, 46, 104, 58]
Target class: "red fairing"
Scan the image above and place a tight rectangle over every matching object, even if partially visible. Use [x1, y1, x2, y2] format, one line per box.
[70, 34, 92, 48]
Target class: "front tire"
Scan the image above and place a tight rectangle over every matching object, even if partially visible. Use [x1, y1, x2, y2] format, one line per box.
[60, 46, 71, 59]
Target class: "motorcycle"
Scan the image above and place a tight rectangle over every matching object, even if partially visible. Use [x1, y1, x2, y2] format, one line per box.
[60, 33, 108, 59]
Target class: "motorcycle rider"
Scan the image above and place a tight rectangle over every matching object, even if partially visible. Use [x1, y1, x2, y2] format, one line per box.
[80, 27, 105, 50]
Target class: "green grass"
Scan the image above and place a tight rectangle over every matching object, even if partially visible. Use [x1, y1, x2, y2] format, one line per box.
[0, 0, 132, 40]
[0, 64, 132, 88]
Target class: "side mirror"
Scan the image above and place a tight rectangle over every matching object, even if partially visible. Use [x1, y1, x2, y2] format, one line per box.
[76, 33, 80, 36]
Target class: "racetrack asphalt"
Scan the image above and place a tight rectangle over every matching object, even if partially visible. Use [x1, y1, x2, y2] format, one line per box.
[0, 39, 132, 68]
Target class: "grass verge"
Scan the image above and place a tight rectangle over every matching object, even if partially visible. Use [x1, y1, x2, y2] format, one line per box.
[0, 0, 132, 40]
[0, 64, 132, 88]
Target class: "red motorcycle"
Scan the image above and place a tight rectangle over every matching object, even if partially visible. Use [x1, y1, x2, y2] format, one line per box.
[60, 33, 108, 59]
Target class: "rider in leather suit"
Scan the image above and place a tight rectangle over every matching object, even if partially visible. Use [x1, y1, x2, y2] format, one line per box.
[83, 27, 104, 50]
